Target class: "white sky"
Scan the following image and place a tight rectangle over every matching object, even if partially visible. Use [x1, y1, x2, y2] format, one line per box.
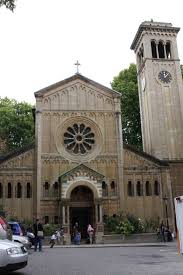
[0, 0, 183, 104]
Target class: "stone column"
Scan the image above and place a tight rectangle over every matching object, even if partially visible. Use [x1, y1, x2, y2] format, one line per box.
[114, 97, 125, 211]
[94, 201, 104, 244]
[34, 107, 42, 219]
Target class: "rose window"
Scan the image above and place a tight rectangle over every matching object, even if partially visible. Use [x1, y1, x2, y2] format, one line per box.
[64, 123, 95, 154]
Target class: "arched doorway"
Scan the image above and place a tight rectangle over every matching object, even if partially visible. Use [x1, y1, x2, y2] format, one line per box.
[70, 185, 95, 240]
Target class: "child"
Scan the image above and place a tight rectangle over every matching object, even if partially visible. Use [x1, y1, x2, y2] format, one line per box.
[50, 232, 57, 248]
[74, 230, 81, 245]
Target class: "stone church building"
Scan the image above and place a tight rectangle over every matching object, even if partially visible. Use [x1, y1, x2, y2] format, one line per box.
[1, 21, 183, 243]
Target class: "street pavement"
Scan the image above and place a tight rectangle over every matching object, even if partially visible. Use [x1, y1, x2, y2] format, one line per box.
[9, 242, 183, 275]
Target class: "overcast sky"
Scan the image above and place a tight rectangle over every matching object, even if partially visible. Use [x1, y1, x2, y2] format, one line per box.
[0, 0, 183, 104]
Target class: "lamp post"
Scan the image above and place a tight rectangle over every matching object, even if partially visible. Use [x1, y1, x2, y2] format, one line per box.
[163, 195, 169, 229]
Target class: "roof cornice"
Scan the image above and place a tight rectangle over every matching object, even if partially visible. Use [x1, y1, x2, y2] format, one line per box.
[131, 21, 180, 50]
[34, 73, 121, 98]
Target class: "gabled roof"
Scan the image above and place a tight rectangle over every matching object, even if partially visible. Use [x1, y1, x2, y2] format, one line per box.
[124, 143, 169, 166]
[34, 73, 121, 98]
[0, 143, 35, 164]
[59, 163, 105, 181]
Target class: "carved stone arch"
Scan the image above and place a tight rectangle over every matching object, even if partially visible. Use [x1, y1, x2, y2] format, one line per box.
[66, 180, 100, 199]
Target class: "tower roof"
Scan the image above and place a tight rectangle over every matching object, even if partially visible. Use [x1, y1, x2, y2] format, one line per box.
[131, 21, 180, 50]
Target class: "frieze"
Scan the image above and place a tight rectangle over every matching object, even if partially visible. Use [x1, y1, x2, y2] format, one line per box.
[42, 111, 115, 118]
[42, 82, 114, 108]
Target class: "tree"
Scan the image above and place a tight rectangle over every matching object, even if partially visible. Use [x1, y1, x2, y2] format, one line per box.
[181, 65, 183, 79]
[0, 0, 16, 11]
[0, 97, 34, 153]
[111, 64, 142, 149]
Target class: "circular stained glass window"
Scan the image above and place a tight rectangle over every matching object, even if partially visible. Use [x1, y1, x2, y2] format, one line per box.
[64, 123, 95, 154]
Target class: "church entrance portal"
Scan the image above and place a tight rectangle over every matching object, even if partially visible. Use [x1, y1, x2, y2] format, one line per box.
[70, 185, 94, 240]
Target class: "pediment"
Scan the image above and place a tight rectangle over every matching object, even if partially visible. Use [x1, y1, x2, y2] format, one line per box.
[35, 74, 120, 98]
[35, 74, 121, 112]
[59, 163, 105, 182]
[0, 145, 35, 169]
[124, 144, 168, 170]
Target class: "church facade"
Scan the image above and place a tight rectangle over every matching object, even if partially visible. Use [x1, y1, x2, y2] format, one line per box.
[0, 21, 183, 243]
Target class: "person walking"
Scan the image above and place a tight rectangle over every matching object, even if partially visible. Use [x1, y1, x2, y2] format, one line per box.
[87, 224, 94, 244]
[50, 232, 57, 248]
[33, 219, 44, 252]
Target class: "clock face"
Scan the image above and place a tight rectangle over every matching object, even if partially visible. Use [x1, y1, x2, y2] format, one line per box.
[158, 70, 172, 84]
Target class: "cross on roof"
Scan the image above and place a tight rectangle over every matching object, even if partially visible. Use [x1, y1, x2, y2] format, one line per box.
[74, 60, 81, 74]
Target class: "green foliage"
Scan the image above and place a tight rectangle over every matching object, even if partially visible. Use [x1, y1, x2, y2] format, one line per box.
[126, 214, 144, 233]
[181, 65, 183, 79]
[111, 64, 142, 149]
[104, 213, 158, 236]
[0, 97, 35, 153]
[143, 217, 160, 233]
[105, 216, 119, 233]
[0, 0, 16, 11]
[116, 219, 134, 236]
[43, 224, 60, 236]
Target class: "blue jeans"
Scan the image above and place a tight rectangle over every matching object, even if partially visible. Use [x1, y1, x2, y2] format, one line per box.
[34, 236, 42, 251]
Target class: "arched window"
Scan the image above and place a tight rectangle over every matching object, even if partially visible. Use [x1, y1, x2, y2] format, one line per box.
[26, 182, 31, 198]
[154, 181, 160, 196]
[145, 181, 151, 196]
[44, 216, 49, 224]
[128, 181, 134, 196]
[102, 181, 108, 196]
[7, 182, 12, 198]
[54, 182, 58, 189]
[111, 181, 116, 196]
[17, 182, 22, 198]
[45, 182, 49, 190]
[166, 42, 171, 59]
[158, 41, 165, 58]
[136, 181, 142, 196]
[0, 183, 3, 198]
[54, 216, 59, 224]
[151, 40, 157, 58]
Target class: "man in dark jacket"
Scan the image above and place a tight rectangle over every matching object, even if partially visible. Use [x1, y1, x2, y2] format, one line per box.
[33, 219, 44, 252]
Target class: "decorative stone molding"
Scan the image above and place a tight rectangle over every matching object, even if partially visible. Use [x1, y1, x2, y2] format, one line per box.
[62, 178, 102, 199]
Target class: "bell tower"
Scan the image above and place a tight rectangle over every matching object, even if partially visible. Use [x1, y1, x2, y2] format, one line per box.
[131, 21, 183, 160]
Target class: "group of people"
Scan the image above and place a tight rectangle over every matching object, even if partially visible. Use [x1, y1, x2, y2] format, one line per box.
[50, 228, 64, 248]
[72, 222, 95, 245]
[27, 219, 65, 250]
[26, 219, 95, 250]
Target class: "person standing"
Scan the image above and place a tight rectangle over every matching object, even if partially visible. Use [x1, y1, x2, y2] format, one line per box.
[87, 224, 94, 244]
[33, 219, 44, 252]
[55, 229, 61, 245]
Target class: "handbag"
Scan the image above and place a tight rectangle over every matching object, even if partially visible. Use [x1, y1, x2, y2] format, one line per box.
[37, 230, 43, 237]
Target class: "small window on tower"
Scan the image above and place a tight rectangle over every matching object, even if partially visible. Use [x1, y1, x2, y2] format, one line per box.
[151, 40, 157, 58]
[0, 183, 3, 198]
[166, 42, 171, 59]
[158, 41, 165, 58]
